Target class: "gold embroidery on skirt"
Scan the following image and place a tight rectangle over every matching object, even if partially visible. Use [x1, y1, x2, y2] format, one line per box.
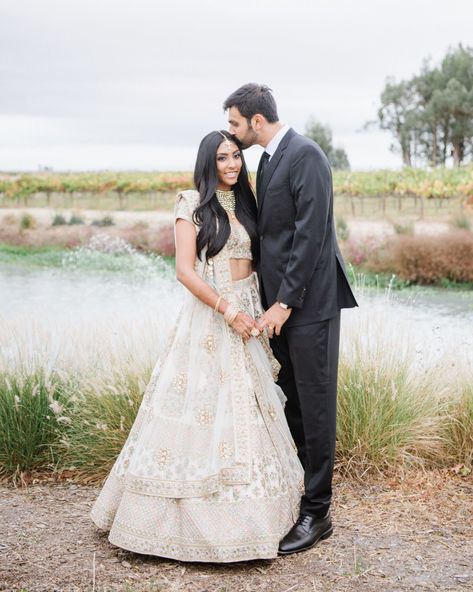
[196, 406, 214, 426]
[153, 448, 171, 468]
[171, 372, 187, 393]
[218, 440, 233, 459]
[202, 334, 217, 353]
[219, 369, 229, 383]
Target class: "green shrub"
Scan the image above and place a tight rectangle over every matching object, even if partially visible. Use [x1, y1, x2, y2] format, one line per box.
[450, 212, 472, 232]
[51, 213, 67, 226]
[91, 215, 115, 227]
[393, 221, 414, 235]
[19, 213, 36, 230]
[68, 213, 85, 225]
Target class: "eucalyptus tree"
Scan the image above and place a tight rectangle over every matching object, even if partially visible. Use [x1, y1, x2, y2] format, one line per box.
[440, 46, 473, 165]
[413, 63, 445, 166]
[373, 44, 473, 167]
[377, 79, 417, 166]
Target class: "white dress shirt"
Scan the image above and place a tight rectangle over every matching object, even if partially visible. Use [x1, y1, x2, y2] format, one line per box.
[265, 124, 290, 160]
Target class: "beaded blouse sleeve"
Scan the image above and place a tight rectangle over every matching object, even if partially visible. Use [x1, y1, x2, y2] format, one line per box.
[174, 190, 201, 226]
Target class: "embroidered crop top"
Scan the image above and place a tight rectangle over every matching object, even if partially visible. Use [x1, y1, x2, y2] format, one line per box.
[226, 221, 252, 260]
[175, 191, 252, 261]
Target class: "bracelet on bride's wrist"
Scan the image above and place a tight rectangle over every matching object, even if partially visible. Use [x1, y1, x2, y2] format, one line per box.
[224, 304, 238, 325]
[214, 296, 222, 313]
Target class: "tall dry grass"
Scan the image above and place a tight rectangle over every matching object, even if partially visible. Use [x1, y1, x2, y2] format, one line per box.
[442, 379, 473, 471]
[0, 370, 71, 482]
[1, 293, 472, 483]
[0, 312, 164, 482]
[337, 340, 445, 476]
[56, 370, 149, 482]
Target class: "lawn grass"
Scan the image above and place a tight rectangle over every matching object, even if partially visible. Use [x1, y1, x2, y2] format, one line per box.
[0, 244, 66, 268]
[0, 243, 175, 271]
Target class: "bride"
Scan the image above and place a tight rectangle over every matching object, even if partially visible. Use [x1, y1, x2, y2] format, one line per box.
[91, 130, 303, 562]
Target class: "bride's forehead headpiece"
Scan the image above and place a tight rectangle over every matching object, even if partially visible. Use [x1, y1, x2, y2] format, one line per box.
[218, 131, 233, 150]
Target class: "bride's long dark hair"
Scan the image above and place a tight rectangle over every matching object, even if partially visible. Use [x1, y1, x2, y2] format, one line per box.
[193, 130, 258, 263]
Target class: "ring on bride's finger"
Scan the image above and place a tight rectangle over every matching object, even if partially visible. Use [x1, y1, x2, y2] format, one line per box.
[250, 327, 260, 337]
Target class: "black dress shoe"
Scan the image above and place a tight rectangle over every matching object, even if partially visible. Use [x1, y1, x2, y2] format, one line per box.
[278, 513, 333, 555]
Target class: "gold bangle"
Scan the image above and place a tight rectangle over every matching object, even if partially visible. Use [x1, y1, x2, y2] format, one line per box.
[214, 296, 222, 313]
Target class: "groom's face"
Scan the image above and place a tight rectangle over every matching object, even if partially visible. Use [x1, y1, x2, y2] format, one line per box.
[227, 107, 257, 149]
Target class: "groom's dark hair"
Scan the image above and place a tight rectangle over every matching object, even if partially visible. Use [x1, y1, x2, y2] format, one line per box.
[223, 83, 279, 124]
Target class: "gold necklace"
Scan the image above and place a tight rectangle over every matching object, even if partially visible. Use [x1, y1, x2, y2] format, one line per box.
[216, 189, 236, 219]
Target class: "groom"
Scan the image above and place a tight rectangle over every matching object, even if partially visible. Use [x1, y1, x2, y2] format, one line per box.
[224, 84, 358, 554]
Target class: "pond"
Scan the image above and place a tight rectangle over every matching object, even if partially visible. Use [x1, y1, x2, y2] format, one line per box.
[1, 241, 472, 373]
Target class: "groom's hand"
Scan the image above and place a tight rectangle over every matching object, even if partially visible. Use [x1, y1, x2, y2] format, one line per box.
[257, 303, 292, 338]
[231, 311, 259, 341]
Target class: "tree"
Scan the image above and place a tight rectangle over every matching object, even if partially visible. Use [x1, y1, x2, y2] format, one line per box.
[373, 45, 473, 167]
[377, 79, 417, 166]
[413, 62, 445, 166]
[440, 46, 473, 165]
[304, 119, 350, 170]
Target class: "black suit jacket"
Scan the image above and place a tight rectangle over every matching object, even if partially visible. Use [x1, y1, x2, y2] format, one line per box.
[256, 128, 358, 327]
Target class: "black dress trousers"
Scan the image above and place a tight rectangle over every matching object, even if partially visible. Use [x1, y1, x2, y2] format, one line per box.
[270, 313, 341, 519]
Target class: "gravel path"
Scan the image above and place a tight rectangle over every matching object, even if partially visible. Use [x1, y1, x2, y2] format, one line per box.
[1, 472, 472, 592]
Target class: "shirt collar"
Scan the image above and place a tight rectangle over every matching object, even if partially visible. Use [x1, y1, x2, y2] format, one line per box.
[265, 124, 290, 158]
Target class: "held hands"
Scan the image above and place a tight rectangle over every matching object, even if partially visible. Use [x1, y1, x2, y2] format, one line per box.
[256, 303, 292, 338]
[230, 311, 260, 341]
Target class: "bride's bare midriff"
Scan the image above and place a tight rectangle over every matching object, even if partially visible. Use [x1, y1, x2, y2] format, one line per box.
[229, 258, 253, 281]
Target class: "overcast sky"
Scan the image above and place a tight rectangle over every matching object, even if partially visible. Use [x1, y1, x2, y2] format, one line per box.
[0, 0, 472, 172]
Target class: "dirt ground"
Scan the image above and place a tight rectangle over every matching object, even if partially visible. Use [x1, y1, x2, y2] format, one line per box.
[1, 471, 472, 592]
[0, 207, 453, 259]
[0, 208, 174, 229]
[0, 207, 450, 237]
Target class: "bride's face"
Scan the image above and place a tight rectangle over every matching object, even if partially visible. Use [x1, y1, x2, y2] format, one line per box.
[216, 140, 242, 191]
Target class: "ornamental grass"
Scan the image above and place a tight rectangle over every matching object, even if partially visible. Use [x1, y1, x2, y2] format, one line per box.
[0, 370, 71, 483]
[442, 380, 473, 471]
[1, 293, 472, 483]
[54, 370, 148, 483]
[337, 341, 445, 477]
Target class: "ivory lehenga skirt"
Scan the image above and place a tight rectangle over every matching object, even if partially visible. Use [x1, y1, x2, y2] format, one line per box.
[91, 272, 303, 562]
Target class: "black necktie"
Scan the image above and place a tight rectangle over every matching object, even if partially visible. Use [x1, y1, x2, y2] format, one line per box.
[257, 151, 270, 191]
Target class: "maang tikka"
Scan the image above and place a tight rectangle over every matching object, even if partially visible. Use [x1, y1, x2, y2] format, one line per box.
[218, 131, 233, 150]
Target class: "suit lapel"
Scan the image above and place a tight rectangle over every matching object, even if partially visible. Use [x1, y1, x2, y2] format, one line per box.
[257, 128, 296, 215]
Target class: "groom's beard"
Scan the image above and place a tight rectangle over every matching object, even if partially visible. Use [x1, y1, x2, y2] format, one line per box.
[239, 128, 258, 150]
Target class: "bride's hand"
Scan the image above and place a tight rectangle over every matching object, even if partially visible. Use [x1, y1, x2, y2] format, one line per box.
[231, 312, 260, 341]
